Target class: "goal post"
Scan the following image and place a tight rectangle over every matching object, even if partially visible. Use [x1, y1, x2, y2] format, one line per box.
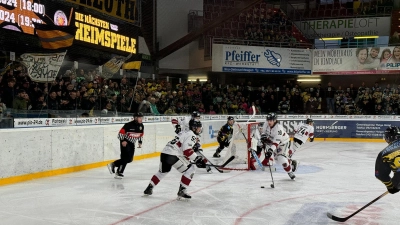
[221, 122, 260, 170]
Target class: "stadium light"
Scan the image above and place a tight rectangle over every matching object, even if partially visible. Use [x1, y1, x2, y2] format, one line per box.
[354, 36, 379, 39]
[319, 37, 343, 41]
[297, 79, 321, 82]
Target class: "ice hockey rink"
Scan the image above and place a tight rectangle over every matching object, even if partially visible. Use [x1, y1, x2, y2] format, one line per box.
[0, 141, 397, 225]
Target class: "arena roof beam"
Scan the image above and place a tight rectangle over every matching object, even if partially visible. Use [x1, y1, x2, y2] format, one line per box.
[156, 0, 263, 60]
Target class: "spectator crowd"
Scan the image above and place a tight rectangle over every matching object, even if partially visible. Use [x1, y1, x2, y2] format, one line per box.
[1, 63, 400, 118]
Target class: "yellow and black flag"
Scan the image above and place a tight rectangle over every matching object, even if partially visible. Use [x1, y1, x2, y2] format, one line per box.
[34, 23, 77, 50]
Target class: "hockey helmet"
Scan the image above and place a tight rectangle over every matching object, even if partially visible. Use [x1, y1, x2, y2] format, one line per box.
[266, 112, 277, 121]
[384, 126, 400, 143]
[190, 120, 203, 135]
[306, 118, 313, 124]
[227, 116, 235, 121]
[134, 112, 144, 117]
[191, 111, 201, 119]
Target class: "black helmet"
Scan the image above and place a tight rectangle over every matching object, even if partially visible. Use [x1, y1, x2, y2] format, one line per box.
[190, 120, 203, 135]
[266, 112, 277, 121]
[306, 118, 313, 124]
[191, 111, 201, 118]
[227, 116, 234, 121]
[384, 126, 400, 143]
[134, 112, 144, 117]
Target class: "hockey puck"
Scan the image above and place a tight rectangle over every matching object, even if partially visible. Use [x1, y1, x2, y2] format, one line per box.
[261, 186, 265, 188]
[271, 184, 275, 188]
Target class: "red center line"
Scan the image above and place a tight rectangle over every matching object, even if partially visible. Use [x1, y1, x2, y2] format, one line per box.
[109, 171, 248, 225]
[234, 190, 374, 225]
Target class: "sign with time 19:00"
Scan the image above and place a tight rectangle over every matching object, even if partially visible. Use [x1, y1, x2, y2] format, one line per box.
[0, 0, 46, 35]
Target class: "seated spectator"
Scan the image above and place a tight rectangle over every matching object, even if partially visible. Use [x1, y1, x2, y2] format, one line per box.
[375, 104, 385, 115]
[164, 105, 176, 115]
[278, 96, 290, 114]
[34, 95, 47, 110]
[82, 95, 99, 111]
[0, 99, 7, 123]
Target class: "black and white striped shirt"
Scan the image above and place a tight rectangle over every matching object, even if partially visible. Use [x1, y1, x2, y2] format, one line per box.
[118, 120, 144, 144]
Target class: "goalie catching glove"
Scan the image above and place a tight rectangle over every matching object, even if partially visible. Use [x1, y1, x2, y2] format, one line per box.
[194, 156, 206, 168]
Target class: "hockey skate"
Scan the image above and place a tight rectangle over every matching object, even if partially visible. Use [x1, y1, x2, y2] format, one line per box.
[291, 160, 299, 172]
[144, 184, 154, 196]
[213, 148, 222, 158]
[107, 163, 115, 174]
[288, 172, 296, 180]
[114, 173, 124, 179]
[177, 185, 191, 200]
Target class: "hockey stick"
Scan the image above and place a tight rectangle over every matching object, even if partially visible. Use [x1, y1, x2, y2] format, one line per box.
[250, 149, 265, 171]
[196, 151, 234, 173]
[327, 191, 389, 222]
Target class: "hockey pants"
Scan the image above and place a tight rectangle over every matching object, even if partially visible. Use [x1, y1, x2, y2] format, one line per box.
[262, 142, 292, 173]
[113, 142, 135, 174]
[150, 153, 196, 188]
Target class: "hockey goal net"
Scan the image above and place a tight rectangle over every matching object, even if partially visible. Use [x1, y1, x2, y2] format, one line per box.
[220, 122, 260, 170]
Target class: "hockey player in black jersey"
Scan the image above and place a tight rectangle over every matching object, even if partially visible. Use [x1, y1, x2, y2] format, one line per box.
[375, 126, 400, 194]
[107, 113, 144, 179]
[213, 116, 235, 158]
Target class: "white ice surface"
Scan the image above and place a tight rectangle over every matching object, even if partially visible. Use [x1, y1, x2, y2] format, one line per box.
[0, 141, 398, 225]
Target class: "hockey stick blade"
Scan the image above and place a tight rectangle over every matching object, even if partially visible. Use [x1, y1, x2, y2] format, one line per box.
[326, 191, 389, 222]
[220, 155, 235, 168]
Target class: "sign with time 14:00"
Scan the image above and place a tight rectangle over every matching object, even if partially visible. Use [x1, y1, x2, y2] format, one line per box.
[0, 0, 46, 35]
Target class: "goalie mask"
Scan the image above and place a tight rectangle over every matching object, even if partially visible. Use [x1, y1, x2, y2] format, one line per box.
[384, 126, 400, 143]
[190, 120, 203, 135]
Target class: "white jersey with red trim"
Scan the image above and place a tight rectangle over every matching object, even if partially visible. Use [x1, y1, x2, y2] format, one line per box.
[261, 123, 290, 151]
[171, 116, 192, 133]
[294, 123, 314, 143]
[162, 130, 199, 162]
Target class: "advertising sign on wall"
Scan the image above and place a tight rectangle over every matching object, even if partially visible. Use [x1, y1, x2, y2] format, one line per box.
[66, 0, 139, 24]
[212, 44, 312, 74]
[295, 17, 391, 39]
[74, 11, 137, 54]
[313, 46, 400, 74]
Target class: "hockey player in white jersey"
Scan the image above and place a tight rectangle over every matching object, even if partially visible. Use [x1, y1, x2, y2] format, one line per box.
[261, 112, 296, 180]
[171, 111, 201, 134]
[288, 118, 314, 172]
[143, 120, 206, 200]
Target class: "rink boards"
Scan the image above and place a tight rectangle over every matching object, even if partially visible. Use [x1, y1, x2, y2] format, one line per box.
[2, 115, 395, 185]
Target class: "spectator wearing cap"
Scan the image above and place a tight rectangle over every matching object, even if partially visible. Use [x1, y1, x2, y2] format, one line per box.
[13, 89, 28, 110]
[1, 78, 16, 108]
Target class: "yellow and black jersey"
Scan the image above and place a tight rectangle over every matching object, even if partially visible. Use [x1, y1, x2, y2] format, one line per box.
[217, 123, 234, 143]
[375, 139, 400, 188]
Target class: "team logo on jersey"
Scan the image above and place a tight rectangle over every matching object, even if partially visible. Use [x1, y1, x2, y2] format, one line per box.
[140, 127, 142, 130]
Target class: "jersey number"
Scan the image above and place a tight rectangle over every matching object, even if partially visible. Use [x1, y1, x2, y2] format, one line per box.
[170, 137, 179, 145]
[298, 128, 306, 135]
[278, 130, 282, 135]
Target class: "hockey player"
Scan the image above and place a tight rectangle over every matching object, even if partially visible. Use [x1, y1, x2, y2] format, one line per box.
[171, 111, 201, 134]
[143, 120, 206, 199]
[375, 126, 400, 194]
[213, 116, 235, 158]
[107, 113, 144, 179]
[261, 112, 295, 180]
[288, 118, 315, 172]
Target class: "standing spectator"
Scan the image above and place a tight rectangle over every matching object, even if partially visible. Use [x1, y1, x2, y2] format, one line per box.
[347, 84, 358, 99]
[34, 95, 47, 110]
[47, 90, 60, 110]
[149, 97, 160, 115]
[207, 105, 216, 114]
[278, 96, 290, 114]
[13, 89, 27, 110]
[325, 82, 335, 114]
[1, 78, 16, 108]
[0, 99, 7, 126]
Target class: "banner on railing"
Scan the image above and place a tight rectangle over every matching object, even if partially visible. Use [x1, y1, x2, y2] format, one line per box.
[313, 47, 400, 74]
[212, 44, 312, 74]
[20, 52, 67, 82]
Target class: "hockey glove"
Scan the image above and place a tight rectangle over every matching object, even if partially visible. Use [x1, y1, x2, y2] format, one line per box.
[175, 124, 181, 134]
[265, 148, 273, 159]
[193, 142, 201, 152]
[309, 137, 314, 142]
[194, 156, 206, 168]
[261, 134, 268, 143]
[387, 186, 400, 194]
